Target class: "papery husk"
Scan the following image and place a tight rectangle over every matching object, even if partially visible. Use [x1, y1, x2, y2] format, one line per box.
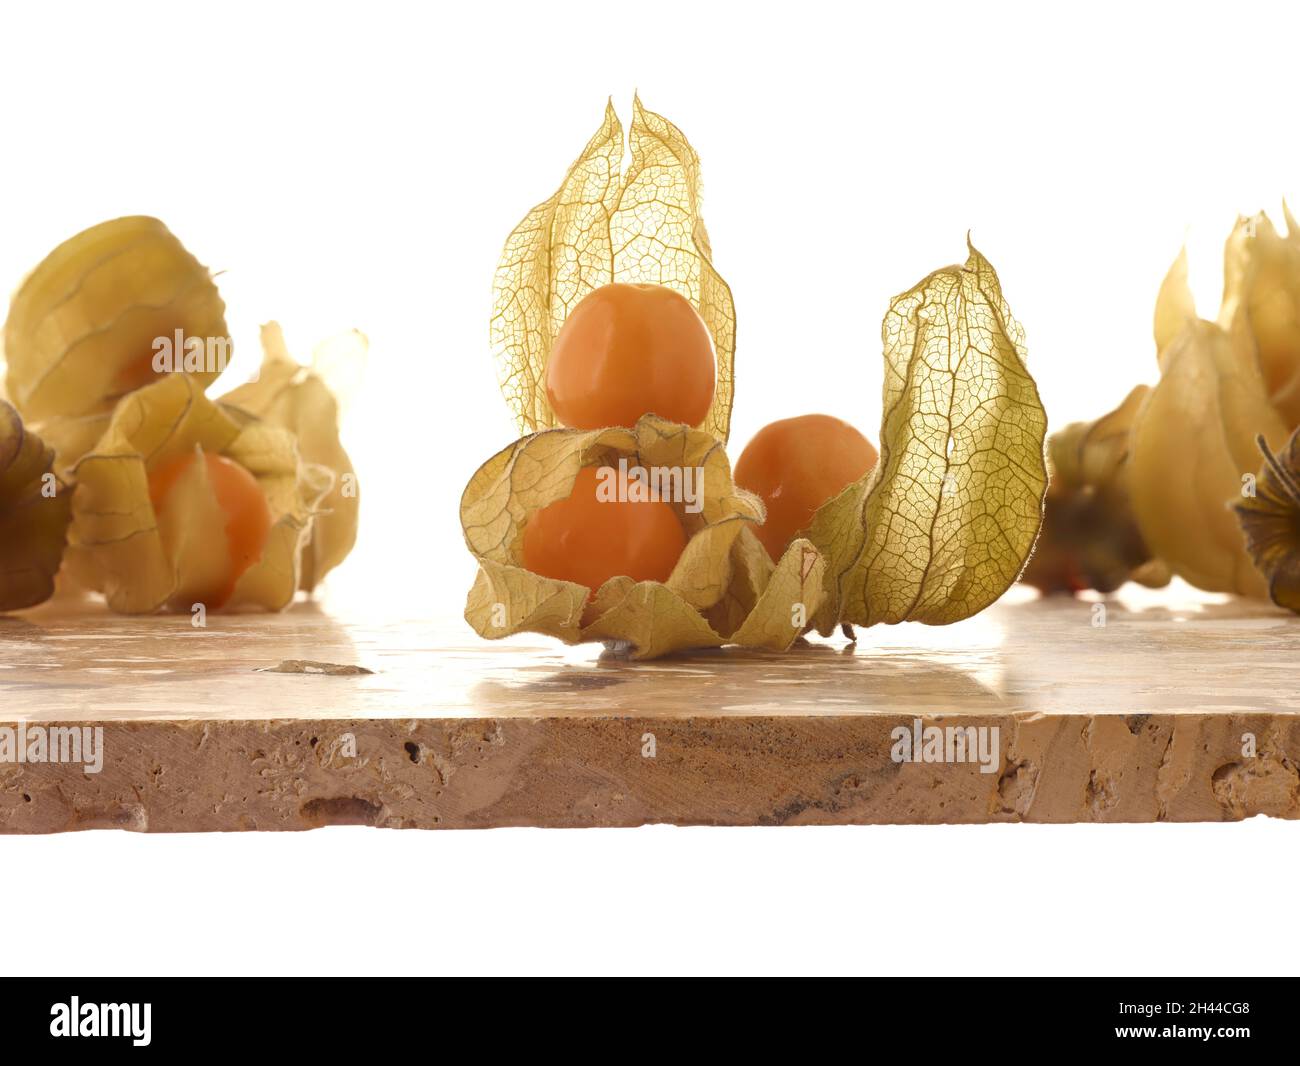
[465, 244, 1047, 658]
[1234, 428, 1300, 612]
[461, 414, 826, 658]
[1219, 208, 1300, 426]
[0, 400, 72, 610]
[1129, 319, 1287, 596]
[1020, 385, 1167, 595]
[1099, 219, 1300, 599]
[490, 96, 736, 443]
[1154, 246, 1197, 359]
[220, 323, 360, 590]
[25, 409, 113, 475]
[66, 373, 332, 614]
[4, 217, 229, 423]
[807, 242, 1049, 633]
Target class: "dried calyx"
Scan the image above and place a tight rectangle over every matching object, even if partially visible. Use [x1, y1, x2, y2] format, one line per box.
[1234, 429, 1300, 612]
[0, 400, 72, 611]
[221, 324, 361, 591]
[66, 373, 333, 614]
[1020, 386, 1168, 595]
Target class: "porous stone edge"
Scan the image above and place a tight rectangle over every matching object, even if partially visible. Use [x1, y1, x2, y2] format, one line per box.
[0, 712, 1296, 831]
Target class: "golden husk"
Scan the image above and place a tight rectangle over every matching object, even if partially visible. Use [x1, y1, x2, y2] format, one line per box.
[5, 216, 229, 424]
[66, 374, 332, 614]
[461, 414, 826, 658]
[0, 400, 72, 610]
[220, 323, 360, 590]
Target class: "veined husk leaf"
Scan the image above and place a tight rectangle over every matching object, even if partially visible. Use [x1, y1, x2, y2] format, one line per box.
[220, 323, 361, 590]
[1130, 318, 1287, 596]
[66, 373, 332, 614]
[490, 96, 736, 442]
[460, 414, 825, 658]
[808, 242, 1049, 632]
[466, 245, 1044, 657]
[4, 217, 229, 423]
[0, 400, 72, 611]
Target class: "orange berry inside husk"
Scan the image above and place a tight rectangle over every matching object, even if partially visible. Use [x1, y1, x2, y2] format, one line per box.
[147, 449, 273, 609]
[522, 465, 687, 595]
[544, 283, 715, 430]
[733, 414, 879, 562]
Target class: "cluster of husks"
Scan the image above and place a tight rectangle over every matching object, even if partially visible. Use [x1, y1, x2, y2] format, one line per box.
[1027, 208, 1300, 610]
[0, 217, 359, 614]
[465, 99, 1050, 658]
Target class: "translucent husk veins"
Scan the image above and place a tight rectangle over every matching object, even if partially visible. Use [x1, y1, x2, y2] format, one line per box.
[807, 243, 1048, 632]
[490, 96, 736, 443]
[469, 170, 1050, 656]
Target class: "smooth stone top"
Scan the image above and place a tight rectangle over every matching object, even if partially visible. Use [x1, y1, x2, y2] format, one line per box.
[2, 585, 1296, 722]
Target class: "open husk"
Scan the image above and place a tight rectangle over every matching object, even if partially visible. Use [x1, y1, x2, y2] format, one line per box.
[490, 96, 736, 443]
[220, 323, 360, 590]
[471, 92, 1048, 657]
[1234, 428, 1300, 611]
[66, 373, 332, 613]
[461, 414, 826, 659]
[463, 244, 1047, 658]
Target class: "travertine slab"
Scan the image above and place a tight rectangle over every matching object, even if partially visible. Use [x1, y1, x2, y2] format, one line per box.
[0, 589, 1297, 830]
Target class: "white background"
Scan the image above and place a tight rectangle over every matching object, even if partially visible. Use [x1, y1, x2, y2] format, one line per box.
[1, 0, 1298, 975]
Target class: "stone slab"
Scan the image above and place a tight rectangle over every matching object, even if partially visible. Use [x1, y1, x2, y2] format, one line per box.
[1, 589, 1296, 830]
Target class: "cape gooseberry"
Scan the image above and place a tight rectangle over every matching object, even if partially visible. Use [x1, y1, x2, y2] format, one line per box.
[545, 283, 715, 430]
[734, 414, 879, 561]
[147, 448, 273, 610]
[522, 465, 687, 595]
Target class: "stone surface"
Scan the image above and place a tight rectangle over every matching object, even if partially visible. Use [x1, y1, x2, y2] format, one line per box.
[1, 587, 1297, 830]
